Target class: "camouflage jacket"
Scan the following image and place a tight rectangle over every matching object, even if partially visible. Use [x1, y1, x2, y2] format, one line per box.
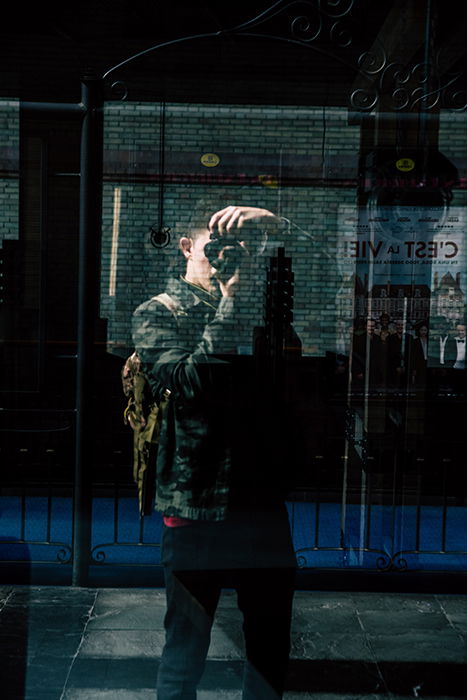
[131, 276, 241, 522]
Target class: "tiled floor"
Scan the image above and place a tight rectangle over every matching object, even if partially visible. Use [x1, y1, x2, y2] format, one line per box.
[1, 584, 467, 699]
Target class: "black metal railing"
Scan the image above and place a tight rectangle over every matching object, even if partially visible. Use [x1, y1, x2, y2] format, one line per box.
[2, 426, 467, 579]
[0, 409, 76, 568]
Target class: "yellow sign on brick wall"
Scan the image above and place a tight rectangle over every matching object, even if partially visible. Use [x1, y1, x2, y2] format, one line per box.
[200, 153, 220, 167]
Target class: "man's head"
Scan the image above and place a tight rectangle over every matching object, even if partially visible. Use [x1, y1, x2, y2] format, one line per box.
[415, 321, 428, 338]
[179, 229, 214, 292]
[179, 197, 228, 292]
[179, 198, 276, 292]
[456, 324, 466, 339]
[188, 197, 226, 239]
[394, 318, 404, 334]
[380, 313, 390, 327]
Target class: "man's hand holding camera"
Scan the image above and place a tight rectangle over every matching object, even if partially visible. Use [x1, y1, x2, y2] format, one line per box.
[208, 205, 282, 238]
[206, 206, 282, 296]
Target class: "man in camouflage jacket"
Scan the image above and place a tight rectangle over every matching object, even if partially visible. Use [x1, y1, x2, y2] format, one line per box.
[132, 203, 296, 700]
[132, 274, 235, 522]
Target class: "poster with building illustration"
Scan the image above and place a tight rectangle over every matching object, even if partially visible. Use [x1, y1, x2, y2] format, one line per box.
[337, 204, 466, 366]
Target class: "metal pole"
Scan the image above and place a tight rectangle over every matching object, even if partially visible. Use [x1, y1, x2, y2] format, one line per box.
[420, 0, 434, 174]
[72, 74, 104, 586]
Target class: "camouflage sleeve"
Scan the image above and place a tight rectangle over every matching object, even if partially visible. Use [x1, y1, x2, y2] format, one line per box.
[131, 296, 237, 402]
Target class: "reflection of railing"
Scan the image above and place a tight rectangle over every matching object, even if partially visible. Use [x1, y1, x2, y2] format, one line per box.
[0, 409, 76, 566]
[89, 482, 163, 566]
[90, 427, 467, 574]
[1, 411, 467, 577]
[292, 406, 467, 571]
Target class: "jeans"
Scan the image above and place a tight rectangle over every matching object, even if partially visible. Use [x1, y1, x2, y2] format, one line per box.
[156, 508, 296, 699]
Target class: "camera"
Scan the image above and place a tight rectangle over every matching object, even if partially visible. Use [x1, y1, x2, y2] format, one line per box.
[204, 235, 247, 279]
[204, 223, 269, 278]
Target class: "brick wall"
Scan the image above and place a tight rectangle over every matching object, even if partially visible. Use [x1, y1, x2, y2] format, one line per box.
[0, 100, 19, 249]
[100, 101, 359, 357]
[2, 98, 465, 360]
[100, 101, 467, 361]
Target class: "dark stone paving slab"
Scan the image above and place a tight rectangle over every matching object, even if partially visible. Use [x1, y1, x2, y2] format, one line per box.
[1, 585, 467, 698]
[366, 629, 467, 663]
[286, 658, 386, 695]
[0, 586, 13, 605]
[24, 694, 66, 700]
[357, 608, 454, 634]
[26, 629, 84, 660]
[378, 660, 467, 697]
[290, 630, 375, 663]
[63, 692, 155, 700]
[437, 594, 467, 611]
[5, 603, 93, 632]
[65, 656, 161, 690]
[87, 589, 167, 631]
[7, 586, 97, 606]
[79, 628, 166, 659]
[351, 591, 443, 612]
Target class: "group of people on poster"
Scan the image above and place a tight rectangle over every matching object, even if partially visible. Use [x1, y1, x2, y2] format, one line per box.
[348, 312, 466, 396]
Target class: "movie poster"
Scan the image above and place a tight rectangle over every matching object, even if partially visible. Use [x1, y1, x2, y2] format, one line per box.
[337, 204, 466, 366]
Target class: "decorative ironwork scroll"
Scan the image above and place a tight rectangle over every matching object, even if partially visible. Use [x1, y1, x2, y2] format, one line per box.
[103, 0, 466, 112]
[352, 51, 467, 112]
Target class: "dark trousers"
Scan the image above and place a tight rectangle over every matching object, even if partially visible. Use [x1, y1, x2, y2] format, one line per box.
[156, 509, 296, 699]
